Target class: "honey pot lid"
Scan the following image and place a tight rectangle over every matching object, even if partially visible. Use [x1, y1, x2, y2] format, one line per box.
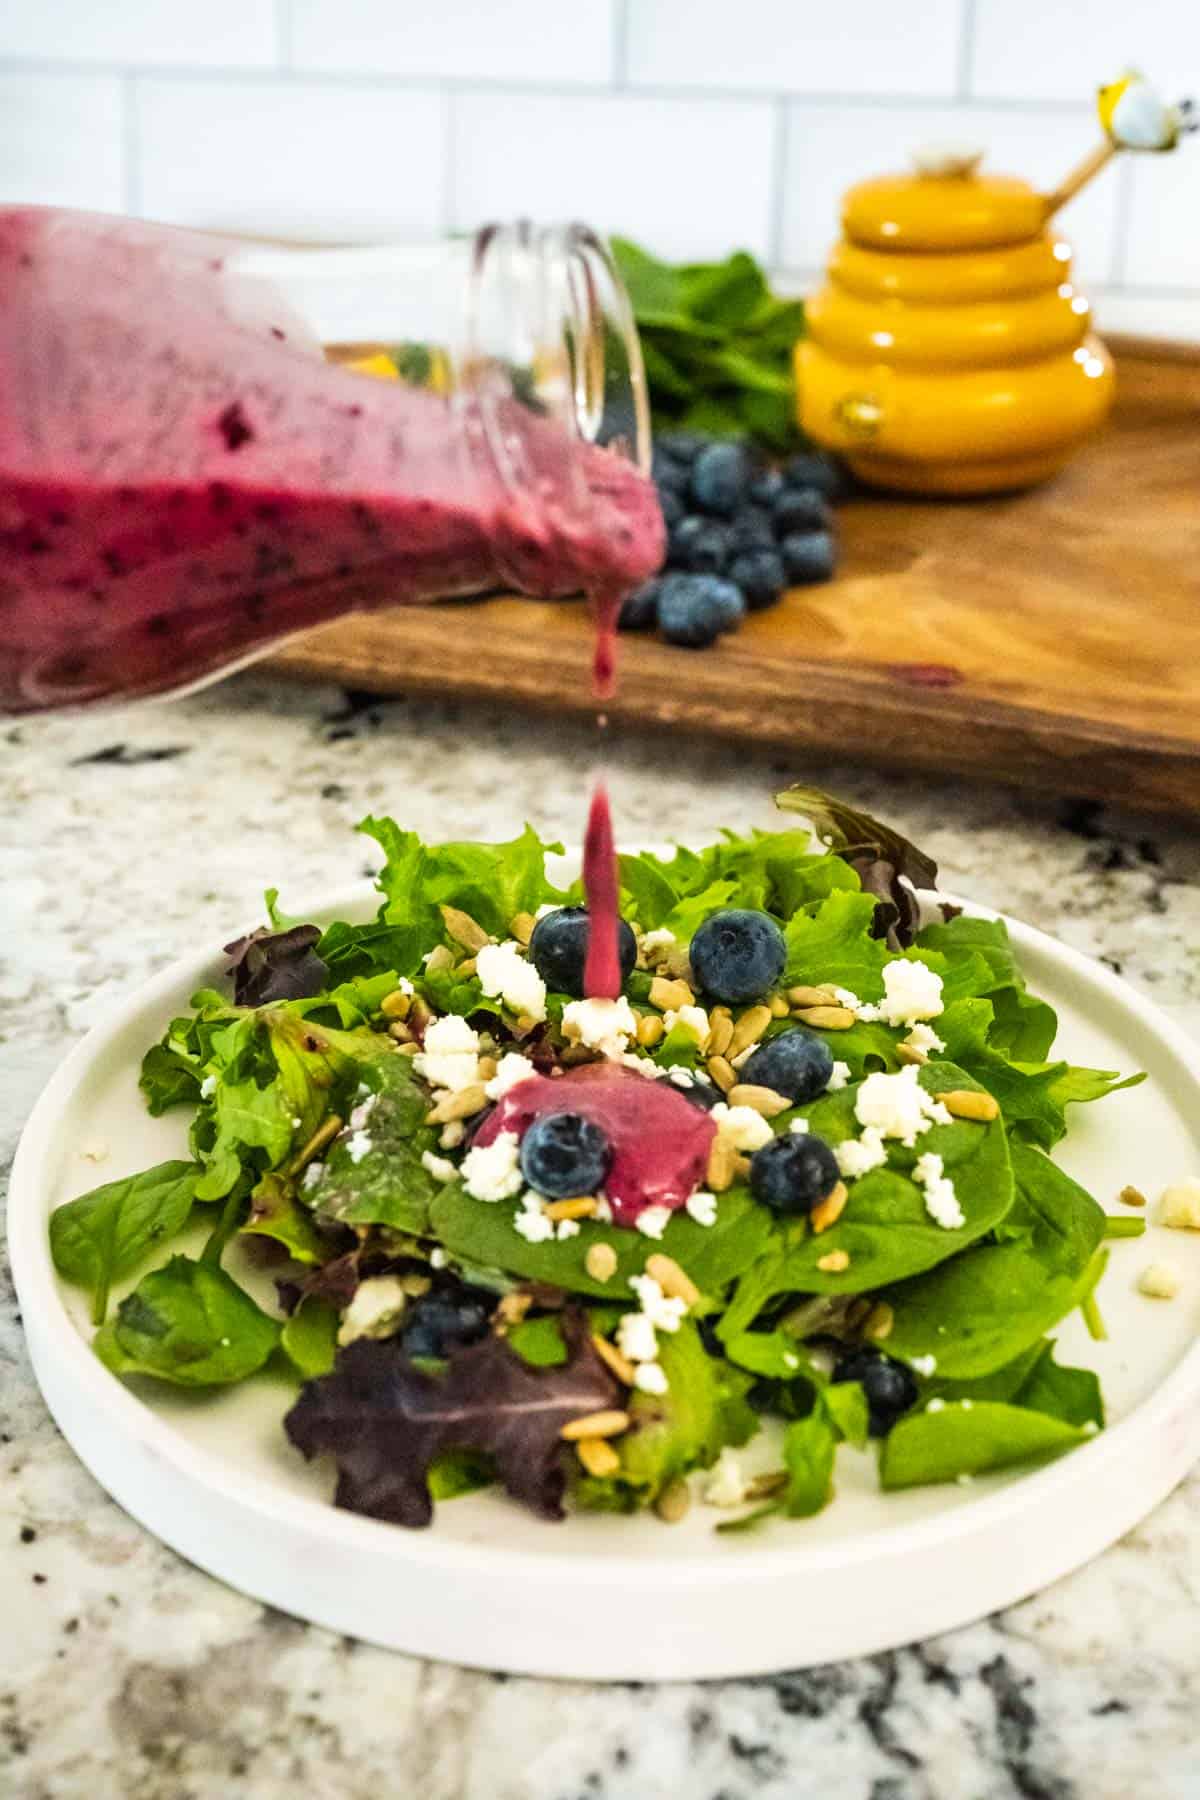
[842, 146, 1048, 252]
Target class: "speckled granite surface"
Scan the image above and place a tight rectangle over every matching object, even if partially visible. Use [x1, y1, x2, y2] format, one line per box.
[3, 674, 1200, 1800]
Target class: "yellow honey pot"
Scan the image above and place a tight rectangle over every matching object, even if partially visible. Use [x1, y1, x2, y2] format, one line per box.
[797, 155, 1116, 495]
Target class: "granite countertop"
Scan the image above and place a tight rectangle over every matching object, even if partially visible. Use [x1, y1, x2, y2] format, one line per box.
[3, 673, 1200, 1800]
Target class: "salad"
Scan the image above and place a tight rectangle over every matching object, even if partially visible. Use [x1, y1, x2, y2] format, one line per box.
[50, 789, 1145, 1531]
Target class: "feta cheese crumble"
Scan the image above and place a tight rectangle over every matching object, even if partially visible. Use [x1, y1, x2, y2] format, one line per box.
[854, 1064, 951, 1146]
[616, 1310, 659, 1365]
[902, 1022, 946, 1058]
[925, 1397, 946, 1414]
[337, 1276, 408, 1347]
[414, 1014, 481, 1092]
[833, 986, 881, 1022]
[301, 1160, 325, 1191]
[667, 1065, 695, 1088]
[834, 1127, 888, 1179]
[913, 1151, 963, 1229]
[555, 1218, 581, 1241]
[475, 940, 547, 1024]
[640, 927, 678, 960]
[199, 1075, 217, 1101]
[635, 1205, 672, 1240]
[349, 1092, 377, 1131]
[485, 1051, 534, 1101]
[633, 1362, 669, 1396]
[562, 994, 637, 1058]
[345, 1129, 373, 1164]
[421, 1150, 459, 1184]
[460, 1130, 523, 1202]
[628, 1274, 688, 1333]
[826, 1061, 851, 1091]
[788, 1117, 810, 1135]
[712, 1101, 774, 1153]
[1160, 1179, 1200, 1232]
[704, 1449, 749, 1508]
[662, 1004, 710, 1046]
[686, 1190, 718, 1227]
[1139, 1261, 1182, 1300]
[910, 1353, 938, 1377]
[877, 958, 944, 1027]
[429, 1247, 448, 1270]
[513, 1192, 555, 1243]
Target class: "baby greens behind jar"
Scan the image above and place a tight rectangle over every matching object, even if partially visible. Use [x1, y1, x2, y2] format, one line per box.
[50, 790, 1145, 1532]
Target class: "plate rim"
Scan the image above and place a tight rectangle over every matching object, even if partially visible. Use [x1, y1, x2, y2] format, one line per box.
[10, 881, 1200, 1592]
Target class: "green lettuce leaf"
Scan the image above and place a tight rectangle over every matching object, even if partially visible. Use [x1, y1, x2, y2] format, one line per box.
[94, 1255, 281, 1386]
[50, 1160, 201, 1325]
[879, 1399, 1091, 1491]
[280, 1295, 340, 1379]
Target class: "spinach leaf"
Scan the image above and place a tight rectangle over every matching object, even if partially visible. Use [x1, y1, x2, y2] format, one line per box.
[429, 1183, 775, 1299]
[280, 1296, 340, 1379]
[50, 1161, 200, 1325]
[879, 1400, 1090, 1491]
[776, 1413, 838, 1516]
[93, 1255, 281, 1386]
[918, 917, 1058, 1061]
[614, 1321, 741, 1500]
[764, 1062, 1014, 1297]
[244, 1171, 326, 1265]
[884, 1146, 1107, 1378]
[1013, 1342, 1103, 1429]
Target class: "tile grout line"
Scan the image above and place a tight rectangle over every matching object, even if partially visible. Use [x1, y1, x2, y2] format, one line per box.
[767, 98, 790, 270]
[121, 71, 141, 217]
[275, 0, 293, 72]
[955, 0, 978, 101]
[1107, 158, 1136, 291]
[442, 88, 457, 237]
[611, 0, 630, 87]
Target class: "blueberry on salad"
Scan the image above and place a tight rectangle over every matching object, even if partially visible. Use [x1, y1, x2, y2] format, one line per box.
[399, 1283, 494, 1361]
[832, 1349, 919, 1438]
[518, 1112, 612, 1199]
[530, 905, 637, 997]
[739, 1029, 834, 1104]
[749, 1132, 841, 1217]
[689, 908, 786, 1002]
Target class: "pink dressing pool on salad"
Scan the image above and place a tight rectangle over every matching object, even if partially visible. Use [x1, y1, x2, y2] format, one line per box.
[473, 1064, 716, 1228]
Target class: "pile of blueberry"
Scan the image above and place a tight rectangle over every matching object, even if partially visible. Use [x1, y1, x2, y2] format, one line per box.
[623, 434, 847, 649]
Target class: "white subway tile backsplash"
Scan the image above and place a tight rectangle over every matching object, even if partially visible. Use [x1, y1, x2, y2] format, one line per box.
[291, 0, 616, 85]
[135, 78, 446, 241]
[782, 102, 1120, 286]
[0, 0, 277, 69]
[0, 72, 124, 211]
[627, 0, 962, 97]
[971, 0, 1200, 104]
[1124, 150, 1200, 290]
[452, 91, 776, 260]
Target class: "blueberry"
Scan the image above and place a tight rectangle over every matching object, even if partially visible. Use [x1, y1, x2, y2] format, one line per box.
[529, 905, 637, 998]
[657, 572, 728, 648]
[832, 1349, 919, 1437]
[619, 578, 663, 632]
[740, 1029, 834, 1103]
[773, 487, 832, 536]
[399, 1284, 493, 1360]
[652, 446, 687, 492]
[726, 506, 777, 552]
[519, 1111, 612, 1199]
[749, 1133, 841, 1217]
[658, 487, 686, 530]
[728, 548, 786, 611]
[669, 1074, 722, 1111]
[670, 515, 730, 574]
[702, 576, 746, 632]
[658, 430, 708, 464]
[690, 442, 752, 516]
[782, 450, 847, 501]
[748, 467, 786, 507]
[780, 530, 837, 586]
[689, 908, 786, 1003]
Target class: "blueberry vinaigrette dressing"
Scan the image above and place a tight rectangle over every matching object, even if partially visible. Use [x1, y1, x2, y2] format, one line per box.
[473, 1066, 716, 1228]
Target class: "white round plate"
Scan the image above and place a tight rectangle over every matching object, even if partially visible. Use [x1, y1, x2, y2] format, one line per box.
[9, 881, 1200, 1680]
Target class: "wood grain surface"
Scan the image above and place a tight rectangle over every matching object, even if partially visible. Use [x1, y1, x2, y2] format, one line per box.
[269, 351, 1200, 814]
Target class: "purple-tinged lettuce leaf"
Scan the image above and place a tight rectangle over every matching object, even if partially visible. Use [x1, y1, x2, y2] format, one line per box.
[284, 1309, 619, 1527]
[224, 924, 329, 1007]
[775, 786, 941, 949]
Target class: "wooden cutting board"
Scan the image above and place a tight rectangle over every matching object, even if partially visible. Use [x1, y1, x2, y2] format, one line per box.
[270, 346, 1200, 814]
